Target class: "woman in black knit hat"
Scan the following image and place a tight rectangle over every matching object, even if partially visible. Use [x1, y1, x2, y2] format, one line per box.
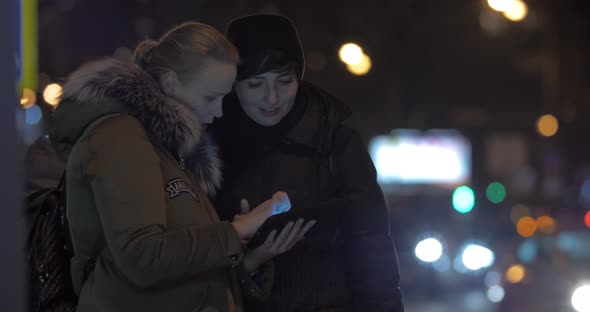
[212, 14, 404, 312]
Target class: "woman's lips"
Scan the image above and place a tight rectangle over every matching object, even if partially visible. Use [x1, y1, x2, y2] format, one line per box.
[259, 106, 280, 116]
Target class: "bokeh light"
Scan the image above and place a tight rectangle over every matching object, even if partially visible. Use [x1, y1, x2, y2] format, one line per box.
[572, 284, 590, 312]
[506, 264, 526, 283]
[43, 83, 62, 106]
[338, 43, 364, 65]
[415, 238, 443, 263]
[585, 211, 590, 229]
[517, 239, 538, 263]
[536, 216, 556, 234]
[557, 232, 578, 253]
[369, 133, 470, 184]
[511, 204, 530, 224]
[20, 88, 36, 109]
[453, 186, 475, 213]
[556, 232, 590, 259]
[517, 216, 537, 237]
[536, 114, 559, 137]
[346, 53, 372, 76]
[25, 105, 43, 125]
[486, 182, 506, 204]
[503, 0, 528, 22]
[462, 244, 495, 271]
[487, 0, 516, 12]
[487, 285, 505, 303]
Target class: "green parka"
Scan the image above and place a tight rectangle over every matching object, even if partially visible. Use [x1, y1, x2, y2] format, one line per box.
[50, 59, 244, 312]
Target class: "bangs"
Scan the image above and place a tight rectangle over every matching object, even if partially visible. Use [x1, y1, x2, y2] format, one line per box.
[237, 49, 301, 80]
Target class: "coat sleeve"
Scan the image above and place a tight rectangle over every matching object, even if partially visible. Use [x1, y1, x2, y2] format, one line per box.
[236, 259, 275, 301]
[332, 126, 404, 312]
[82, 116, 243, 289]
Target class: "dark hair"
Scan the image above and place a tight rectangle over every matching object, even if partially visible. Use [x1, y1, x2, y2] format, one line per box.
[236, 49, 301, 81]
[132, 22, 239, 83]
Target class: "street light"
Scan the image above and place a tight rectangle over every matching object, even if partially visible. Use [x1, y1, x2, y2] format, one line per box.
[487, 0, 516, 12]
[415, 238, 443, 263]
[572, 284, 590, 312]
[43, 83, 62, 106]
[504, 0, 528, 22]
[346, 54, 372, 76]
[338, 43, 364, 66]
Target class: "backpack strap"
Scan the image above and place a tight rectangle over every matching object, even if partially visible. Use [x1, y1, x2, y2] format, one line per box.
[56, 172, 65, 190]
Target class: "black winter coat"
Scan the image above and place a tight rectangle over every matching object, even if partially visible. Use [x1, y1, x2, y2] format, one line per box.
[212, 82, 404, 312]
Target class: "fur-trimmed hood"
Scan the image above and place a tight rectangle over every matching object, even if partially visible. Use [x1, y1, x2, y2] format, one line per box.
[51, 58, 222, 194]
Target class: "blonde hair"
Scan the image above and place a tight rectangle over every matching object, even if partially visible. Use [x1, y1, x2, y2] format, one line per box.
[133, 22, 239, 83]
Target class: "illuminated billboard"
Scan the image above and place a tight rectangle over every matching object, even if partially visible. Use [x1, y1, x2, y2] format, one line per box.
[369, 130, 471, 186]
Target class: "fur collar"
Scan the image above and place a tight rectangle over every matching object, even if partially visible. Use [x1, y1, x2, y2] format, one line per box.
[59, 58, 222, 195]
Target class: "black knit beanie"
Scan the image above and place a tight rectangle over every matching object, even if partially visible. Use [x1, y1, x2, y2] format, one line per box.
[226, 14, 305, 79]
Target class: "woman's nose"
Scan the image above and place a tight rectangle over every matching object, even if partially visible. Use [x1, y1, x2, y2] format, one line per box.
[265, 86, 279, 106]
